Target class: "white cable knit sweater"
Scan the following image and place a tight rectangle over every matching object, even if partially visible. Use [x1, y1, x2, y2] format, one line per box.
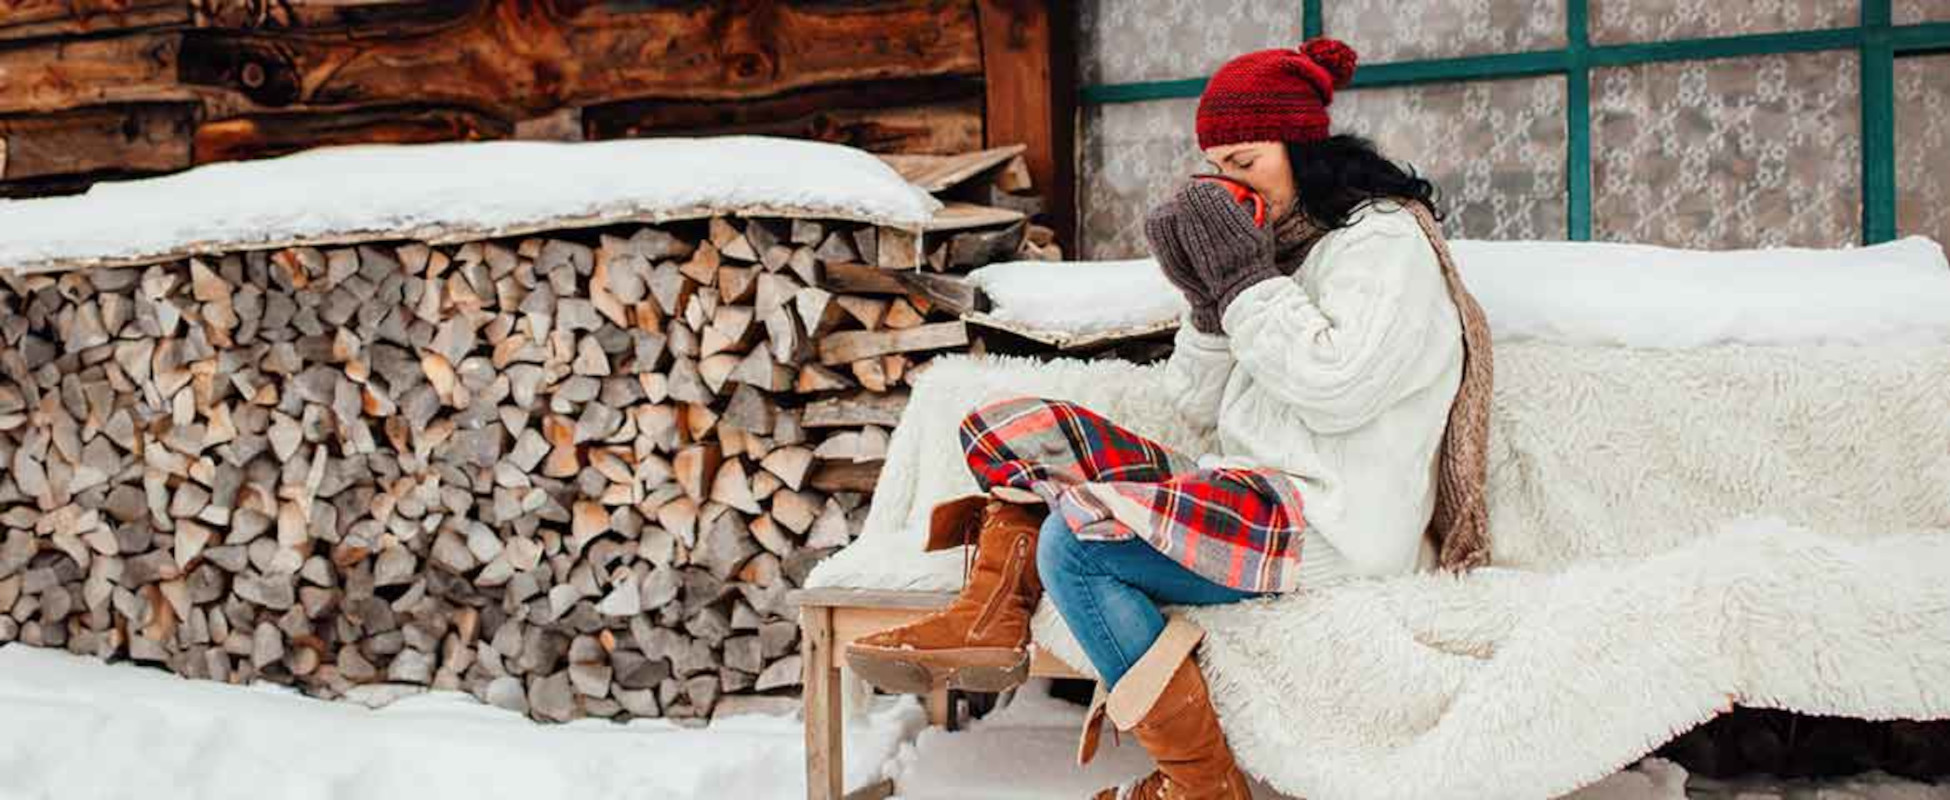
[1161, 197, 1464, 584]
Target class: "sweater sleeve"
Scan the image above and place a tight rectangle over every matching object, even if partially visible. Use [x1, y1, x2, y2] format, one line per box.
[1217, 215, 1458, 435]
[1158, 309, 1236, 436]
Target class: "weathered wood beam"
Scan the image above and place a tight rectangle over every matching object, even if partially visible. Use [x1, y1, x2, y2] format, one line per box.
[0, 0, 188, 41]
[177, 0, 983, 118]
[0, 102, 197, 181]
[193, 104, 511, 163]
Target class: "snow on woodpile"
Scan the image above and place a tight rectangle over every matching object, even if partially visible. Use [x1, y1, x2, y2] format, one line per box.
[0, 136, 941, 274]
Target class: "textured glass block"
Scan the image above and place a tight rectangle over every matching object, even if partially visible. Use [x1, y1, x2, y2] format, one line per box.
[1079, 0, 1302, 86]
[1078, 98, 1207, 259]
[1896, 54, 1950, 249]
[1895, 0, 1950, 23]
[1332, 76, 1569, 239]
[1324, 0, 1564, 62]
[1591, 0, 1856, 44]
[1592, 53, 1862, 248]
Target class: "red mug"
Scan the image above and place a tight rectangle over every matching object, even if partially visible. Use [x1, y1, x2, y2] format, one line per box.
[1191, 173, 1268, 228]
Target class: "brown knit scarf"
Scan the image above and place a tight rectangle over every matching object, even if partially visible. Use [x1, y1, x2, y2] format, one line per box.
[1268, 198, 1494, 574]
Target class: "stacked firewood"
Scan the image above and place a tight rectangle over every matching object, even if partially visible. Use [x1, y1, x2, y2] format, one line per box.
[0, 205, 1005, 722]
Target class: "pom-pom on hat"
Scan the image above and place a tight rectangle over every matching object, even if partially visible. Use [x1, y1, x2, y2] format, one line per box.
[1196, 37, 1359, 149]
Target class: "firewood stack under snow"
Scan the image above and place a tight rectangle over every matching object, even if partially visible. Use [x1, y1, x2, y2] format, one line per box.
[0, 137, 1049, 723]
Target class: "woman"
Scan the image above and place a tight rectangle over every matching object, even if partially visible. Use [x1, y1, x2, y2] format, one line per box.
[847, 37, 1494, 800]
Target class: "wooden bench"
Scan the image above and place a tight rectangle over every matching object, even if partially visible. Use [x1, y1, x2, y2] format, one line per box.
[790, 586, 1086, 800]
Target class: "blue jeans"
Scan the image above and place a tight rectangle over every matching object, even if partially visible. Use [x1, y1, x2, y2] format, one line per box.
[1035, 512, 1266, 689]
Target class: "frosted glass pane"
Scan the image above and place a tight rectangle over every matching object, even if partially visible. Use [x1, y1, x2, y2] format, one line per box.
[1078, 98, 1207, 259]
[1333, 76, 1569, 239]
[1079, 0, 1303, 86]
[1591, 0, 1856, 44]
[1325, 0, 1564, 62]
[1895, 0, 1950, 23]
[1592, 52, 1862, 248]
[1897, 54, 1950, 250]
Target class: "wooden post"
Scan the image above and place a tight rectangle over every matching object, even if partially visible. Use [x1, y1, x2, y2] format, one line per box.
[976, 0, 1077, 254]
[802, 604, 845, 800]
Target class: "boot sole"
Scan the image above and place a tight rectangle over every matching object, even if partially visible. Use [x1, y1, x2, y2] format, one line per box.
[844, 645, 1031, 695]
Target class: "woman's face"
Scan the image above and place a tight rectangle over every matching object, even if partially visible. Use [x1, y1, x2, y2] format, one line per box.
[1203, 141, 1297, 222]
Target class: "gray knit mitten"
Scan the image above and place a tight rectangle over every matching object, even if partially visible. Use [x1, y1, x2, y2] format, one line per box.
[1174, 180, 1280, 329]
[1143, 194, 1219, 331]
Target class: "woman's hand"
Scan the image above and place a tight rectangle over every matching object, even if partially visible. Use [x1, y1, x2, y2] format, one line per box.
[1144, 191, 1218, 332]
[1144, 181, 1281, 334]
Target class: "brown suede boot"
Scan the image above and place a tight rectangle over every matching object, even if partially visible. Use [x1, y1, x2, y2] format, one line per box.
[844, 493, 1049, 694]
[1078, 616, 1252, 800]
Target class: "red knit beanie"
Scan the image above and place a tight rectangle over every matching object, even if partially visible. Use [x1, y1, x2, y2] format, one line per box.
[1196, 37, 1359, 149]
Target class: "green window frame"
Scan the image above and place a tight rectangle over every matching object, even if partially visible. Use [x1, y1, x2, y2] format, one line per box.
[1079, 0, 1950, 244]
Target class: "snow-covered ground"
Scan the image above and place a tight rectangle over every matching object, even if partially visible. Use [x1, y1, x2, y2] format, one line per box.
[1, 645, 1943, 800]
[0, 643, 917, 800]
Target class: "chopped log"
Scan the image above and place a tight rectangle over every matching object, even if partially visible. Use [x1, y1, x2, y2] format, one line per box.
[673, 444, 721, 503]
[758, 446, 814, 492]
[760, 304, 808, 365]
[709, 459, 761, 515]
[818, 260, 906, 296]
[725, 346, 792, 394]
[721, 383, 776, 434]
[834, 295, 888, 330]
[883, 298, 924, 330]
[817, 321, 966, 365]
[812, 426, 887, 463]
[802, 391, 907, 428]
[792, 286, 848, 337]
[793, 364, 854, 394]
[849, 357, 887, 392]
[894, 270, 981, 316]
[876, 228, 919, 269]
[807, 460, 882, 493]
[947, 220, 1027, 270]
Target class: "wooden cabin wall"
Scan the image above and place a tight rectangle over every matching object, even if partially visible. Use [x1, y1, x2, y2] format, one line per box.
[0, 0, 1076, 244]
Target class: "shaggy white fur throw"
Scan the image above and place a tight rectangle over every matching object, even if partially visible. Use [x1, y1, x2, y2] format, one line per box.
[805, 344, 1950, 799]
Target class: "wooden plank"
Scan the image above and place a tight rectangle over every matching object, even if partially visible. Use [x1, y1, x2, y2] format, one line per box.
[921, 201, 1026, 233]
[0, 103, 196, 181]
[801, 604, 844, 800]
[807, 459, 883, 493]
[177, 0, 983, 119]
[875, 144, 1025, 192]
[976, 0, 1077, 257]
[584, 75, 985, 155]
[189, 0, 478, 31]
[0, 0, 187, 41]
[816, 321, 967, 365]
[0, 31, 190, 115]
[193, 105, 512, 164]
[818, 261, 909, 296]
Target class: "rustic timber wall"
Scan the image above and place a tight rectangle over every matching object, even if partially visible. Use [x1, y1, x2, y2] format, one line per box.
[0, 0, 1076, 246]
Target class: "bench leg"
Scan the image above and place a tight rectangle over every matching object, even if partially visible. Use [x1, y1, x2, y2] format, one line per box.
[802, 605, 844, 800]
[924, 686, 952, 728]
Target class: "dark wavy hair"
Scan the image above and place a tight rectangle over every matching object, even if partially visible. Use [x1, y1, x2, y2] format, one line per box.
[1284, 134, 1446, 229]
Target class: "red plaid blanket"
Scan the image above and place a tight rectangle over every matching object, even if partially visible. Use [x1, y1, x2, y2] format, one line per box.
[958, 396, 1310, 593]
